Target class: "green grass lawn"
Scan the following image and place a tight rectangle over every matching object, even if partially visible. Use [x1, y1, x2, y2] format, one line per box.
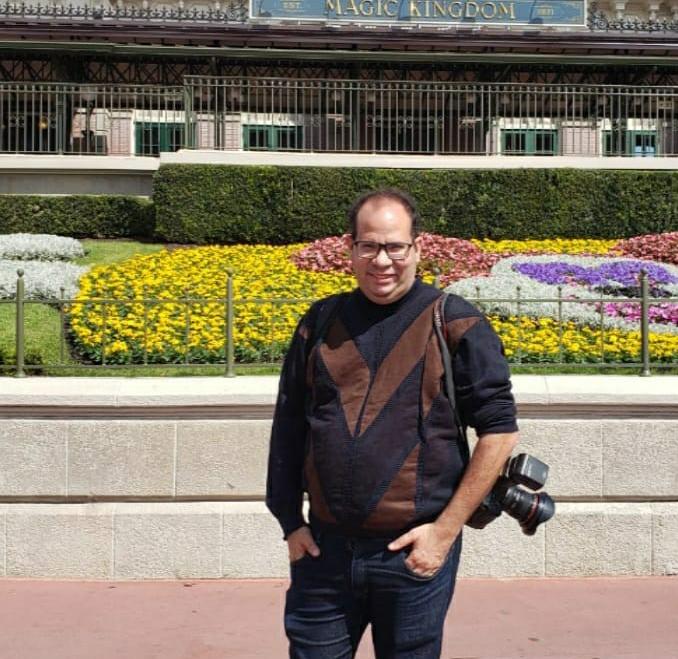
[76, 239, 166, 266]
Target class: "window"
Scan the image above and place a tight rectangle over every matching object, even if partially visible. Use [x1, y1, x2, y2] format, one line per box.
[243, 125, 302, 150]
[630, 131, 657, 157]
[502, 129, 558, 155]
[135, 122, 185, 156]
[603, 130, 658, 157]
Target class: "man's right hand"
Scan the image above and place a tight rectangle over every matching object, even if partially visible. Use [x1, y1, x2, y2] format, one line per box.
[287, 526, 321, 563]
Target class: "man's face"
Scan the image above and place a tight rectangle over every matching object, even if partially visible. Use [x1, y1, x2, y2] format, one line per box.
[348, 198, 422, 305]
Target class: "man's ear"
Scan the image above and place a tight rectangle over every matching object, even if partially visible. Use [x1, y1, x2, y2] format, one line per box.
[413, 235, 423, 262]
[344, 233, 354, 252]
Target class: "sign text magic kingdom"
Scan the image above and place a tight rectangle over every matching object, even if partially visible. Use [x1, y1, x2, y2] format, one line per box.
[250, 0, 586, 26]
[251, 0, 586, 25]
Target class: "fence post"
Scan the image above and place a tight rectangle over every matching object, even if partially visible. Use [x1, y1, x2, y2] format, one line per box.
[183, 82, 193, 149]
[226, 270, 235, 378]
[639, 270, 651, 377]
[15, 270, 26, 378]
[432, 267, 441, 290]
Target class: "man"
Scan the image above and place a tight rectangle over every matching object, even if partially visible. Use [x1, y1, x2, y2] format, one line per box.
[267, 188, 519, 658]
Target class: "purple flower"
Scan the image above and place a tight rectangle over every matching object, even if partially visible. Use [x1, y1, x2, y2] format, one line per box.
[512, 260, 677, 289]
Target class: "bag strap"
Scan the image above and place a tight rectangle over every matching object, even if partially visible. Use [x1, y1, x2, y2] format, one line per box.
[433, 293, 471, 466]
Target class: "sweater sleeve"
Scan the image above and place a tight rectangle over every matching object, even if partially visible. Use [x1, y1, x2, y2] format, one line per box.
[266, 310, 313, 539]
[452, 317, 519, 437]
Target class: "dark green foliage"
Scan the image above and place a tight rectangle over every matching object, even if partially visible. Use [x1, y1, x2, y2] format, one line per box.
[0, 196, 155, 239]
[154, 165, 678, 243]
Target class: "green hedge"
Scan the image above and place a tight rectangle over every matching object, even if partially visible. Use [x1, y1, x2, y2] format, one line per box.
[154, 165, 678, 243]
[0, 195, 155, 238]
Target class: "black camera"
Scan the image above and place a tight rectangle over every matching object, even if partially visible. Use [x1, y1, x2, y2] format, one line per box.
[467, 453, 556, 535]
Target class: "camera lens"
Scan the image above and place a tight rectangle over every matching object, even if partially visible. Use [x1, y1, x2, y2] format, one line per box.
[499, 483, 556, 536]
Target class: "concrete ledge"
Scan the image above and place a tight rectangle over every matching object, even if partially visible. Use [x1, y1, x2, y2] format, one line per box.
[0, 156, 156, 195]
[1, 501, 676, 579]
[161, 150, 678, 170]
[1, 375, 678, 411]
[0, 155, 158, 172]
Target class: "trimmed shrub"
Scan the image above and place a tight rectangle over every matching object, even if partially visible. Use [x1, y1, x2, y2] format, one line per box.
[154, 165, 678, 244]
[0, 196, 155, 239]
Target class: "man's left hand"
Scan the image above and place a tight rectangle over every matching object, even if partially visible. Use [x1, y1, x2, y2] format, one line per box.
[387, 522, 458, 578]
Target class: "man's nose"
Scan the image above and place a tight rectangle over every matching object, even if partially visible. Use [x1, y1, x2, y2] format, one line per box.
[373, 246, 393, 266]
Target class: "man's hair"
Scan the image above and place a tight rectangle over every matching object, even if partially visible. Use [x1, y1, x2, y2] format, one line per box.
[347, 188, 421, 239]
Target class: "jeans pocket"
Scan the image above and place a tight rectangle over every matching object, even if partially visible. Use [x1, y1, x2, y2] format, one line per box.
[289, 553, 312, 566]
[401, 549, 448, 581]
[289, 528, 324, 567]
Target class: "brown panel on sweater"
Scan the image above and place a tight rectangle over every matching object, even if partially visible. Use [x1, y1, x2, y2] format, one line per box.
[319, 318, 370, 437]
[362, 443, 420, 532]
[358, 300, 437, 436]
[445, 316, 481, 352]
[304, 443, 337, 524]
[421, 334, 444, 421]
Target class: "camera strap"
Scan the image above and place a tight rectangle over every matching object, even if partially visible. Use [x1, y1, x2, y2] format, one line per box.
[433, 293, 471, 466]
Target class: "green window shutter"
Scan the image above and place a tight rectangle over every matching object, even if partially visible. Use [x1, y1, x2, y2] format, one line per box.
[502, 129, 558, 155]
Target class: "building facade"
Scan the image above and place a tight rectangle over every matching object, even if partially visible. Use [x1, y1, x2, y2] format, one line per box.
[0, 0, 677, 161]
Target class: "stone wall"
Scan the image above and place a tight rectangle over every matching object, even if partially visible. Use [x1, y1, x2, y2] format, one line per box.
[0, 375, 676, 579]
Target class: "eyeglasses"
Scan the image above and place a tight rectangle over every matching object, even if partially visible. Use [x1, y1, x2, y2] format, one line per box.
[353, 241, 413, 260]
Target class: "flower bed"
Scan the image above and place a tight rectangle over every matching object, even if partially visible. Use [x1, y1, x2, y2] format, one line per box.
[488, 316, 678, 363]
[69, 245, 354, 363]
[0, 233, 85, 261]
[67, 236, 678, 366]
[473, 238, 618, 256]
[292, 233, 499, 285]
[610, 232, 678, 265]
[0, 261, 88, 300]
[447, 255, 678, 337]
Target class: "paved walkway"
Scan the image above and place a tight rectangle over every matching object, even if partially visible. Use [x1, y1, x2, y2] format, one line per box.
[0, 576, 676, 658]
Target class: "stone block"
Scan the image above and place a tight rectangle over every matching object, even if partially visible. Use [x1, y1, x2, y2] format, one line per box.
[651, 503, 678, 576]
[515, 419, 602, 498]
[221, 502, 289, 578]
[114, 503, 222, 579]
[0, 420, 68, 496]
[176, 420, 271, 497]
[68, 421, 175, 497]
[4, 504, 113, 578]
[0, 513, 5, 576]
[545, 503, 652, 576]
[602, 421, 678, 497]
[469, 420, 602, 498]
[459, 515, 545, 577]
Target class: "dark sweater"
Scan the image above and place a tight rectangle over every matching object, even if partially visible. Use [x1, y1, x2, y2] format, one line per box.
[266, 279, 518, 539]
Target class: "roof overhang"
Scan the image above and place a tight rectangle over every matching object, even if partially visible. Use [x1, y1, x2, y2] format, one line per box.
[2, 37, 678, 65]
[2, 18, 678, 64]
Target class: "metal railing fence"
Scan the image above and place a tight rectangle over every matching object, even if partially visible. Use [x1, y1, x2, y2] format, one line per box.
[185, 77, 678, 156]
[0, 82, 185, 156]
[2, 271, 677, 377]
[2, 79, 678, 157]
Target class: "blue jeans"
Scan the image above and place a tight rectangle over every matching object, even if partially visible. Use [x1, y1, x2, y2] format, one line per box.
[284, 528, 462, 659]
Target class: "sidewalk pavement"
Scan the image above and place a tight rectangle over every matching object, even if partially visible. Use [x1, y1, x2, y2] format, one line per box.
[0, 576, 676, 659]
